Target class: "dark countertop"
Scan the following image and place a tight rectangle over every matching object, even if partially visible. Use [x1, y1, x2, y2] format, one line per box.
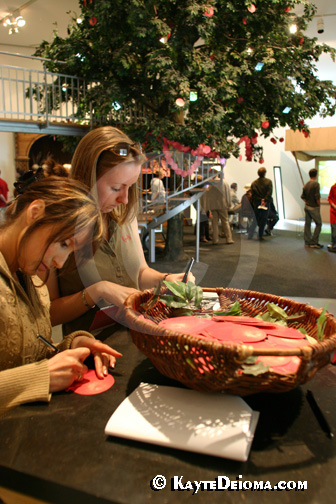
[1, 325, 336, 504]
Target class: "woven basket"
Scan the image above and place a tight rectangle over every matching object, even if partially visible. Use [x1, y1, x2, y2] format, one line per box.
[124, 287, 336, 395]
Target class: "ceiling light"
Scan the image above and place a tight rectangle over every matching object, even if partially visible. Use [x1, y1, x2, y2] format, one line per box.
[16, 16, 25, 27]
[2, 12, 26, 34]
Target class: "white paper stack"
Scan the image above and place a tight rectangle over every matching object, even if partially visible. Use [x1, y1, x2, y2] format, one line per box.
[105, 382, 259, 461]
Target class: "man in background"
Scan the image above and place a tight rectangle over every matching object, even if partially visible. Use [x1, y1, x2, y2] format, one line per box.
[203, 171, 234, 245]
[229, 182, 241, 229]
[301, 168, 323, 249]
[248, 167, 273, 241]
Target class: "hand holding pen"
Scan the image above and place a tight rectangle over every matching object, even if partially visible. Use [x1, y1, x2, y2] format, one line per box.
[182, 257, 195, 283]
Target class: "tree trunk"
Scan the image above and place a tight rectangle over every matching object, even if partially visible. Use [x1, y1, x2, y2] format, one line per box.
[164, 213, 185, 261]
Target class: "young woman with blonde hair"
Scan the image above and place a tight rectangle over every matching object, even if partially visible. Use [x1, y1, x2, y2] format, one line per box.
[46, 126, 194, 335]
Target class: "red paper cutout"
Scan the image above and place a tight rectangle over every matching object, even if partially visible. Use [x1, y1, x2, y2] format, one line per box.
[67, 369, 115, 395]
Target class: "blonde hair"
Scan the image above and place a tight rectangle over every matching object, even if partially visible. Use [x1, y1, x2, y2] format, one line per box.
[71, 126, 144, 224]
[3, 177, 103, 267]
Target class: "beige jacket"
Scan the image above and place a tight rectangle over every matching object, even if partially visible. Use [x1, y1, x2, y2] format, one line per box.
[0, 252, 91, 416]
[202, 178, 232, 212]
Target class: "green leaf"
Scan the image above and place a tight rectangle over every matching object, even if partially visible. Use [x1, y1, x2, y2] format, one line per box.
[241, 360, 270, 376]
[267, 303, 288, 320]
[194, 286, 203, 307]
[163, 280, 186, 299]
[160, 295, 188, 308]
[316, 308, 327, 341]
[305, 334, 318, 345]
[213, 300, 241, 316]
[186, 358, 196, 369]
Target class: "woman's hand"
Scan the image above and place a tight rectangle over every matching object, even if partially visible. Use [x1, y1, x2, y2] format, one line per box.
[88, 281, 139, 309]
[48, 348, 90, 393]
[164, 272, 196, 284]
[71, 336, 122, 378]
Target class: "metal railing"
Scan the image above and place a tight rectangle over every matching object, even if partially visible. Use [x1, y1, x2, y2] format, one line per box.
[138, 152, 219, 262]
[0, 64, 90, 124]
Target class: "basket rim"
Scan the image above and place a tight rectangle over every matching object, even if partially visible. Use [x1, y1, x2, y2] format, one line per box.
[124, 287, 336, 359]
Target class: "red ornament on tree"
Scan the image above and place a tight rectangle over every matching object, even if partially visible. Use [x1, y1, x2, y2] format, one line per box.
[279, 137, 284, 143]
[261, 120, 269, 129]
[237, 97, 244, 103]
[259, 158, 265, 164]
[284, 7, 291, 13]
[89, 16, 97, 26]
[302, 130, 309, 138]
[270, 138, 277, 144]
[204, 7, 214, 17]
[248, 4, 256, 13]
[242, 17, 247, 25]
[299, 37, 304, 45]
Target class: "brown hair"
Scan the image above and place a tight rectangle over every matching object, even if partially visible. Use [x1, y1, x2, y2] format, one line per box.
[257, 167, 267, 177]
[70, 126, 145, 224]
[3, 177, 103, 268]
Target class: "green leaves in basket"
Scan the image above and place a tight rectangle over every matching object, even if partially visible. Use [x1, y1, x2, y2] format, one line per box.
[213, 300, 241, 316]
[256, 302, 305, 327]
[316, 307, 327, 341]
[160, 280, 203, 312]
[241, 356, 270, 376]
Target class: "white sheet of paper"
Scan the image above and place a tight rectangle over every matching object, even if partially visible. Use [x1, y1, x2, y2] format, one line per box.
[105, 382, 259, 461]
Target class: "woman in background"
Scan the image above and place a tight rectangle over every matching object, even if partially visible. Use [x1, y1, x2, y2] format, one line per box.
[46, 126, 195, 335]
[0, 176, 121, 416]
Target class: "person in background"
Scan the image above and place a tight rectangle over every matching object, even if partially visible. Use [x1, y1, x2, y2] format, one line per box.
[0, 175, 121, 416]
[150, 166, 166, 205]
[202, 170, 234, 245]
[240, 184, 254, 232]
[0, 169, 9, 209]
[301, 168, 323, 249]
[248, 167, 273, 241]
[328, 181, 336, 253]
[229, 182, 241, 229]
[265, 197, 279, 236]
[44, 126, 195, 336]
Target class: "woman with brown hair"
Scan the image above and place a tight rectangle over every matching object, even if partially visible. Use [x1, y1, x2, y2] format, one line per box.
[46, 126, 194, 335]
[0, 175, 121, 415]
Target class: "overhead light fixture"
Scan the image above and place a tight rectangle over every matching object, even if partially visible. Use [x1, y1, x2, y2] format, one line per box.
[2, 13, 26, 34]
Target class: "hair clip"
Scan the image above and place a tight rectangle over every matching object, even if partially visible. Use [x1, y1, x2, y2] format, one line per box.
[14, 167, 45, 195]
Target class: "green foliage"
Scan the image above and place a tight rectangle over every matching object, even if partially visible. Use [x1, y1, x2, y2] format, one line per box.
[316, 307, 327, 341]
[213, 300, 241, 316]
[160, 280, 203, 311]
[35, 0, 336, 157]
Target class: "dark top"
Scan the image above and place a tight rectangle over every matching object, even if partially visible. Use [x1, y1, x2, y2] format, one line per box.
[250, 177, 273, 204]
[301, 179, 320, 208]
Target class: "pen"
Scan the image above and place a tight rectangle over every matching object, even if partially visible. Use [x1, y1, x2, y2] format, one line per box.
[306, 390, 334, 439]
[182, 257, 195, 283]
[37, 334, 61, 353]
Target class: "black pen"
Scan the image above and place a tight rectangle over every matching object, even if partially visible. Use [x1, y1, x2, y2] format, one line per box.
[306, 390, 334, 439]
[37, 334, 61, 353]
[182, 257, 195, 283]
